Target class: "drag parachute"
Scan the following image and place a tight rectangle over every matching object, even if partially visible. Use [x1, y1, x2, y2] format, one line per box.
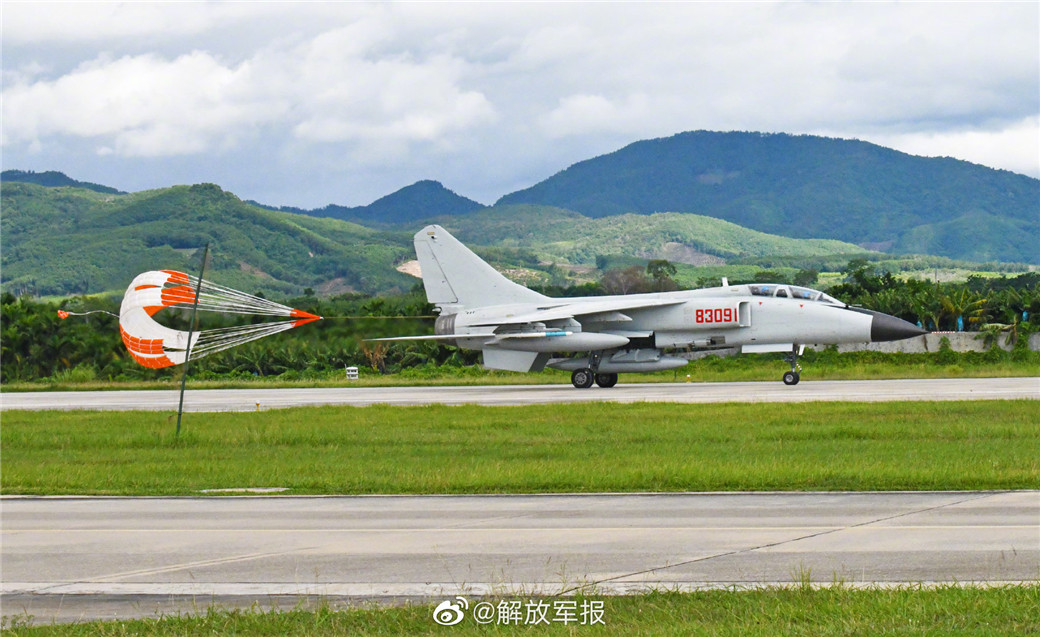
[118, 270, 321, 369]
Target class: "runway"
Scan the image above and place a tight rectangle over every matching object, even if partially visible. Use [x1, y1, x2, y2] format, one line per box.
[2, 492, 1038, 624]
[1, 377, 1037, 411]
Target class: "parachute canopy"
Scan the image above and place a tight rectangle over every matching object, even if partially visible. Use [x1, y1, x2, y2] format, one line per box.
[119, 270, 321, 369]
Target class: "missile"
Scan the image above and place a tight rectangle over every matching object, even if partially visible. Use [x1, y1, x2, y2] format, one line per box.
[549, 349, 688, 373]
[493, 331, 630, 353]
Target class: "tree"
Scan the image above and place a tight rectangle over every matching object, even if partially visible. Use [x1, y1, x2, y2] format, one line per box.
[753, 270, 789, 284]
[940, 287, 988, 331]
[601, 266, 651, 295]
[646, 259, 678, 291]
[793, 269, 820, 287]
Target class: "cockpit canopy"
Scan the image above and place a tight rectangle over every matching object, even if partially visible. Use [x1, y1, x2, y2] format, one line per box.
[748, 284, 842, 305]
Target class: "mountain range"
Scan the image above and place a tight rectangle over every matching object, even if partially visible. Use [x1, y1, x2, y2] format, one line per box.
[496, 132, 1038, 263]
[243, 131, 1036, 263]
[3, 131, 1037, 297]
[254, 179, 484, 226]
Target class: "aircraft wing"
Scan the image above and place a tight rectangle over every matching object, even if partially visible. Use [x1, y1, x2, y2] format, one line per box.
[468, 298, 685, 326]
[366, 298, 682, 344]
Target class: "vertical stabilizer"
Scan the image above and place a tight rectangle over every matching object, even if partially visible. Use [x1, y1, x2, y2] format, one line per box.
[414, 225, 548, 310]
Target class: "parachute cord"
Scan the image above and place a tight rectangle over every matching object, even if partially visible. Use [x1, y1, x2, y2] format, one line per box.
[58, 309, 119, 319]
[320, 315, 438, 320]
[59, 310, 433, 321]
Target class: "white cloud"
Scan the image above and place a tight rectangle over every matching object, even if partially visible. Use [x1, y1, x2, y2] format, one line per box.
[871, 116, 1040, 178]
[288, 29, 499, 147]
[0, 2, 322, 44]
[2, 51, 279, 156]
[541, 94, 660, 139]
[3, 23, 497, 159]
[1, 2, 1036, 206]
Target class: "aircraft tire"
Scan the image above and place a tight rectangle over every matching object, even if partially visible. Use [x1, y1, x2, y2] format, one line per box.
[783, 371, 800, 386]
[594, 373, 618, 388]
[571, 369, 595, 389]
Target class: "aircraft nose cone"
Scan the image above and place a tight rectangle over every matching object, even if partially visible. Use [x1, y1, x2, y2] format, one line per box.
[870, 311, 928, 342]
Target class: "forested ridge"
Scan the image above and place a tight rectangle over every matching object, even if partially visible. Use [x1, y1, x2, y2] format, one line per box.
[1, 182, 416, 297]
[497, 131, 1039, 263]
[2, 181, 888, 298]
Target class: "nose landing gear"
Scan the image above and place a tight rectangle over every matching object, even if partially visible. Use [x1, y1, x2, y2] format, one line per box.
[782, 345, 804, 385]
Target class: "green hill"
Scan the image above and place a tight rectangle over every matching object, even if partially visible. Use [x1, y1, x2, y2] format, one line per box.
[263, 179, 484, 226]
[439, 205, 867, 265]
[1, 169, 124, 194]
[496, 131, 1039, 263]
[0, 182, 871, 299]
[1, 182, 415, 297]
[2, 176, 1027, 300]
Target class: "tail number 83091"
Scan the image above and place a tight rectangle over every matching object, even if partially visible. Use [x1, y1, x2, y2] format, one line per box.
[695, 308, 737, 324]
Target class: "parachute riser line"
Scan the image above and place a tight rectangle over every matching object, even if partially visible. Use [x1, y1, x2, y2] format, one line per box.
[321, 315, 438, 320]
[57, 309, 119, 319]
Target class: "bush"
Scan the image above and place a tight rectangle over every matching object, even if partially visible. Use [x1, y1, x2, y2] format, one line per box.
[936, 337, 957, 365]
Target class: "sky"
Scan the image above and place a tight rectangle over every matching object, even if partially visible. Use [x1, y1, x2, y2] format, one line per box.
[3, 2, 1038, 209]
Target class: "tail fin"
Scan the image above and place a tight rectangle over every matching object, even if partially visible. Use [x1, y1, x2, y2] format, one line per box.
[414, 225, 548, 311]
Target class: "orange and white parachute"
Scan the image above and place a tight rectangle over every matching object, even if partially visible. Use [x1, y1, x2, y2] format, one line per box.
[119, 270, 321, 369]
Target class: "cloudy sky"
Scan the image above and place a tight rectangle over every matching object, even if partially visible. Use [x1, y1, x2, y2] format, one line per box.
[3, 2, 1037, 208]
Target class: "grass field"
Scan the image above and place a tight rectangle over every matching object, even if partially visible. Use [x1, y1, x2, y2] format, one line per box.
[3, 401, 1037, 495]
[4, 587, 1038, 636]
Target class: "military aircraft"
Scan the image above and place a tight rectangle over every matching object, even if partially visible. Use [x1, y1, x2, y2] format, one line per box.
[374, 225, 927, 388]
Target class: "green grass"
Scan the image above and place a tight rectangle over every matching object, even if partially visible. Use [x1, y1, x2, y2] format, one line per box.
[4, 587, 1038, 635]
[3, 401, 1038, 495]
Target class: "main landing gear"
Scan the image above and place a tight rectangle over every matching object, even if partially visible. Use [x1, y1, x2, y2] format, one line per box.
[782, 345, 803, 385]
[570, 369, 618, 389]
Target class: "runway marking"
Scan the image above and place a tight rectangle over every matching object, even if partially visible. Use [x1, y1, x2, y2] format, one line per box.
[69, 546, 326, 585]
[559, 491, 1006, 595]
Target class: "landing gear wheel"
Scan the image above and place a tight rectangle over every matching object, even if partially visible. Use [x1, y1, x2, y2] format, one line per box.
[571, 368, 595, 389]
[594, 373, 618, 388]
[782, 346, 803, 386]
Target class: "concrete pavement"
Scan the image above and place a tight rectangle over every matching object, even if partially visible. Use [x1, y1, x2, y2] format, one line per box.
[2, 377, 1037, 411]
[2, 491, 1037, 623]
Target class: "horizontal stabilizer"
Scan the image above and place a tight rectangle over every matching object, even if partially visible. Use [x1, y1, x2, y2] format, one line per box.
[482, 348, 550, 372]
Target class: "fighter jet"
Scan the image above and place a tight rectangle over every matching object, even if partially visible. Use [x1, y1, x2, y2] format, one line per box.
[374, 225, 927, 388]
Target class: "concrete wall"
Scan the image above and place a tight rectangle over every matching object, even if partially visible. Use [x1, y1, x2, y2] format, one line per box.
[828, 332, 1040, 354]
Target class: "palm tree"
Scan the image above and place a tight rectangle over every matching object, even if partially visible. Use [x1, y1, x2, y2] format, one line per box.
[940, 287, 988, 331]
